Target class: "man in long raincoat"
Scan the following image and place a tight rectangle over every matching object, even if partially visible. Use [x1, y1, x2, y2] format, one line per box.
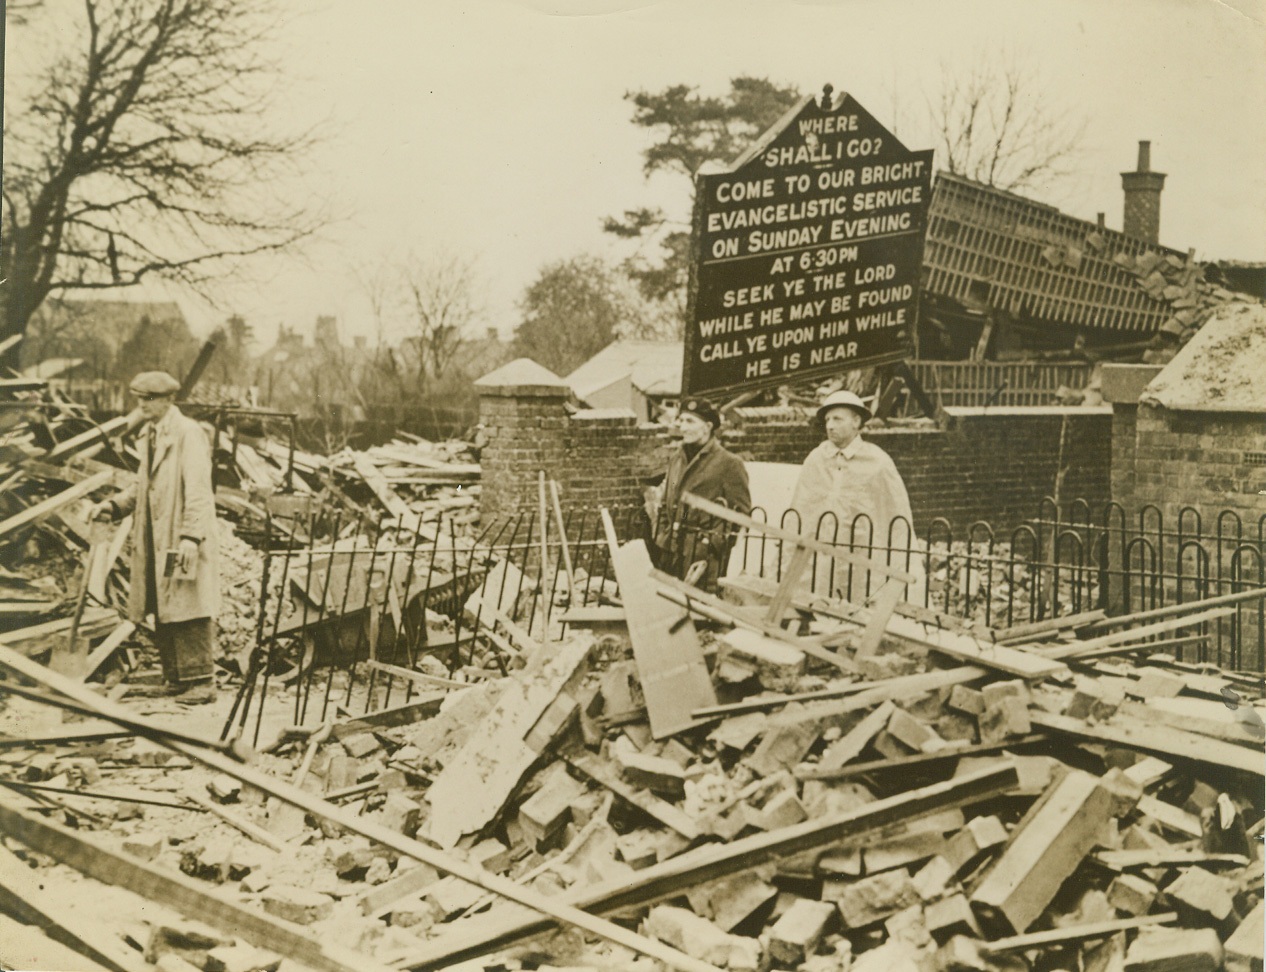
[94, 371, 220, 704]
[791, 390, 914, 598]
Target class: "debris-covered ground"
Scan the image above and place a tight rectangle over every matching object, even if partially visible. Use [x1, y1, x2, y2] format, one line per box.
[2, 382, 1264, 972]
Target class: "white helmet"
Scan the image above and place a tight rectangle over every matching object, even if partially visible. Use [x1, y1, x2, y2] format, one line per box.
[816, 389, 873, 423]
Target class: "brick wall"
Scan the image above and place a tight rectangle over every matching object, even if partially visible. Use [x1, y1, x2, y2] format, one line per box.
[478, 383, 670, 522]
[1112, 402, 1266, 527]
[724, 405, 1113, 534]
[479, 384, 1113, 536]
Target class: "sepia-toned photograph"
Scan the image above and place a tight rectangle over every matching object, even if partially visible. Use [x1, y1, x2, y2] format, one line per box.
[1, 1, 1264, 970]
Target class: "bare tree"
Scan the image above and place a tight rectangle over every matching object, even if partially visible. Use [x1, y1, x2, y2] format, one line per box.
[1, 0, 321, 366]
[929, 59, 1085, 191]
[401, 253, 483, 383]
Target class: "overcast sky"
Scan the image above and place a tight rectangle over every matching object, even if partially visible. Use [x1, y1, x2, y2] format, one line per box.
[23, 0, 1266, 347]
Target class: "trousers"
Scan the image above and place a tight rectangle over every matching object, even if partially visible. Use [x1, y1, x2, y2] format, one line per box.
[153, 617, 215, 684]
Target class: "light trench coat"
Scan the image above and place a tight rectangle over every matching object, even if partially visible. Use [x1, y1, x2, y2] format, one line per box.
[115, 405, 221, 624]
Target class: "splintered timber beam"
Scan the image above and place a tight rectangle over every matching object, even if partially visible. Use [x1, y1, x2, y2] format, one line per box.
[1030, 710, 1264, 777]
[397, 764, 1020, 971]
[0, 798, 388, 972]
[679, 492, 916, 583]
[971, 770, 1115, 934]
[1043, 607, 1236, 659]
[979, 912, 1178, 954]
[650, 567, 856, 673]
[1080, 586, 1266, 633]
[0, 842, 149, 972]
[602, 510, 718, 737]
[0, 469, 114, 540]
[0, 644, 729, 972]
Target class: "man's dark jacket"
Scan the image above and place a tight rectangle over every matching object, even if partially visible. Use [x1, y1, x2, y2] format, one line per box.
[653, 437, 751, 586]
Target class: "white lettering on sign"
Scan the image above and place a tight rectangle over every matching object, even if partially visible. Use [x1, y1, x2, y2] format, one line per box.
[705, 196, 851, 233]
[828, 212, 912, 241]
[716, 178, 776, 203]
[721, 285, 775, 308]
[860, 160, 927, 184]
[746, 225, 822, 253]
[809, 341, 860, 364]
[798, 115, 859, 135]
[851, 185, 923, 212]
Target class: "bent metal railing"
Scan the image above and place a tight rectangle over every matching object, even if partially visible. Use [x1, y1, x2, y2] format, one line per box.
[223, 497, 1265, 744]
[733, 498, 1266, 673]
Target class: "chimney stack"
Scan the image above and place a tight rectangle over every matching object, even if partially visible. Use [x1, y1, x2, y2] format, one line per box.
[1121, 140, 1166, 244]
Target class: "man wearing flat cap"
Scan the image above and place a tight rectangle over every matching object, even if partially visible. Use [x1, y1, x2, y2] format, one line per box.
[652, 397, 751, 590]
[791, 390, 913, 592]
[92, 371, 220, 704]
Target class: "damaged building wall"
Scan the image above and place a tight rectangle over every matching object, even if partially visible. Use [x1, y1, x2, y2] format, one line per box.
[478, 373, 1113, 534]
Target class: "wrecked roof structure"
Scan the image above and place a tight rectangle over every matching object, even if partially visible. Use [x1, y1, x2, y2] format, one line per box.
[922, 171, 1186, 342]
[1141, 302, 1266, 412]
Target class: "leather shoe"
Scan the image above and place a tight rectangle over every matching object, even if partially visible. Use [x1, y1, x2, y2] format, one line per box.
[174, 682, 216, 706]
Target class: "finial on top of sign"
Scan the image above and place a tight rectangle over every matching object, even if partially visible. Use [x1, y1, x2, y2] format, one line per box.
[820, 83, 834, 110]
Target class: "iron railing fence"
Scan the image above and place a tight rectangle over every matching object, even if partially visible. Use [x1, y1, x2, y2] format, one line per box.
[222, 498, 1266, 744]
[732, 499, 1266, 672]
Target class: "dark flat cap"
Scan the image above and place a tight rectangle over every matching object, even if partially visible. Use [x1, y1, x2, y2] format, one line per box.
[679, 397, 721, 429]
[129, 371, 180, 396]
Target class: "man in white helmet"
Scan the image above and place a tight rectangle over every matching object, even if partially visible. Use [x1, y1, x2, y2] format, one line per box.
[790, 390, 914, 595]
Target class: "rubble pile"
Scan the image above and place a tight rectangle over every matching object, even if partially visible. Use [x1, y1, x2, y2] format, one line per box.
[2, 509, 1263, 972]
[2, 375, 1263, 972]
[0, 376, 484, 685]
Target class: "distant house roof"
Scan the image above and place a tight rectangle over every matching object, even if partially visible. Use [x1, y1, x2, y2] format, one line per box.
[924, 172, 1186, 334]
[565, 340, 683, 401]
[475, 357, 567, 389]
[1141, 302, 1266, 412]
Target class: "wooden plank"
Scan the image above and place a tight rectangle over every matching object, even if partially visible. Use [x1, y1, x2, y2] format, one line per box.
[883, 612, 1066, 679]
[1043, 608, 1235, 659]
[0, 797, 391, 972]
[187, 792, 288, 851]
[330, 694, 446, 737]
[0, 469, 113, 539]
[83, 621, 137, 680]
[1080, 586, 1266, 633]
[395, 764, 1021, 972]
[802, 733, 1048, 781]
[0, 842, 149, 972]
[855, 579, 904, 658]
[995, 609, 1106, 643]
[0, 913, 115, 972]
[0, 642, 729, 972]
[362, 659, 468, 691]
[982, 913, 1178, 954]
[681, 492, 914, 583]
[41, 414, 134, 464]
[350, 451, 411, 518]
[563, 748, 700, 841]
[1135, 794, 1203, 838]
[424, 637, 592, 848]
[1031, 711, 1264, 776]
[0, 605, 119, 654]
[693, 666, 986, 720]
[1092, 849, 1251, 870]
[603, 511, 717, 738]
[1118, 698, 1257, 746]
[971, 770, 1114, 933]
[764, 543, 812, 623]
[0, 723, 131, 747]
[651, 568, 855, 673]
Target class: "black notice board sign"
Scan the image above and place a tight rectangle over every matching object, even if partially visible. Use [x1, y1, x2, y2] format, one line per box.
[682, 90, 933, 399]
